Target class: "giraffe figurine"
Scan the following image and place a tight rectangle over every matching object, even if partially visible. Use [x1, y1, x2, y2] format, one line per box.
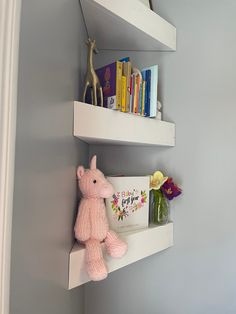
[82, 38, 103, 107]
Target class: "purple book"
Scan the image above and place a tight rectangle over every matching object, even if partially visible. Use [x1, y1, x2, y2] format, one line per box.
[96, 62, 122, 109]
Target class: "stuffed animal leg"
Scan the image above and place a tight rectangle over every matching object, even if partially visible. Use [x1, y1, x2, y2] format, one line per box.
[85, 239, 108, 281]
[105, 230, 127, 258]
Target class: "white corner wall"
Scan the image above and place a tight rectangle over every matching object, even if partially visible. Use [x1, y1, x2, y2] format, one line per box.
[85, 1, 236, 313]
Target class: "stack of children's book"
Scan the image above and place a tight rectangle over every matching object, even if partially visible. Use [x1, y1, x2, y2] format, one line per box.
[93, 57, 158, 118]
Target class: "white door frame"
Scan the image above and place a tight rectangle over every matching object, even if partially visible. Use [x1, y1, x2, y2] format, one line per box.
[0, 0, 21, 313]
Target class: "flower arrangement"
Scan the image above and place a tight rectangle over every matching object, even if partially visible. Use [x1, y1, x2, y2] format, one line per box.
[150, 171, 182, 225]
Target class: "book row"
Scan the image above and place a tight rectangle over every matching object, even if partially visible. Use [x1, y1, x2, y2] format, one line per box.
[86, 57, 159, 118]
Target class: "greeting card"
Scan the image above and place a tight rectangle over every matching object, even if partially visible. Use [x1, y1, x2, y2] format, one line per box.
[105, 176, 149, 233]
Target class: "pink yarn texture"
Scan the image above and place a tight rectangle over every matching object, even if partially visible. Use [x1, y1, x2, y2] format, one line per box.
[74, 155, 128, 281]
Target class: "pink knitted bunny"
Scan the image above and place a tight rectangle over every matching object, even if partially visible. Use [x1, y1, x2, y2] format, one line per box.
[74, 155, 128, 281]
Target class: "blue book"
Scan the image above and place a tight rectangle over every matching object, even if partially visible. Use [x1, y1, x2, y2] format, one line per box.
[142, 65, 158, 117]
[119, 57, 130, 62]
[141, 70, 146, 116]
[141, 70, 147, 116]
[144, 69, 151, 117]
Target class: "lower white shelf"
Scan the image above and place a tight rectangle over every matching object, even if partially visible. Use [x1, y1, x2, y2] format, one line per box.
[68, 223, 173, 289]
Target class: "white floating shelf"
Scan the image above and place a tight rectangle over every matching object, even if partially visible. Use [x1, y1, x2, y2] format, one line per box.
[68, 223, 173, 289]
[74, 102, 175, 146]
[80, 0, 176, 51]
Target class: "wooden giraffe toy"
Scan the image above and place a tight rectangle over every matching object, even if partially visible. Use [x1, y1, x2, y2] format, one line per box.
[82, 38, 103, 106]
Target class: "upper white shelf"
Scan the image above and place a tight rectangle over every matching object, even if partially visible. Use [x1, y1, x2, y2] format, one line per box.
[80, 0, 176, 51]
[68, 223, 173, 289]
[74, 102, 175, 146]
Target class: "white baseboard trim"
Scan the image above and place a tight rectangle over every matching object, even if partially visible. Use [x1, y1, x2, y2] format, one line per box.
[0, 0, 21, 313]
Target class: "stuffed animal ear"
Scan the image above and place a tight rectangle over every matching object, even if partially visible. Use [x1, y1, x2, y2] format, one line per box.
[77, 166, 85, 179]
[90, 155, 97, 170]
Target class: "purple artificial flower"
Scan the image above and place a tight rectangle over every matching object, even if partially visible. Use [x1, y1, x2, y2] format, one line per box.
[161, 178, 182, 201]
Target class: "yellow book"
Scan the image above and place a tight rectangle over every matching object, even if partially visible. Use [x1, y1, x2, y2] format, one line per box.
[141, 80, 146, 116]
[132, 76, 136, 113]
[132, 75, 137, 114]
[123, 61, 132, 112]
[116, 61, 122, 110]
[121, 76, 127, 112]
[134, 74, 141, 114]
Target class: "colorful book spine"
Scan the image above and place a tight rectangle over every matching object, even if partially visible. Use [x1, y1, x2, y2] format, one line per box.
[144, 69, 151, 117]
[121, 75, 127, 112]
[119, 57, 130, 63]
[141, 70, 146, 116]
[132, 74, 137, 113]
[133, 74, 141, 114]
[141, 70, 146, 115]
[142, 65, 158, 117]
[138, 80, 143, 114]
[141, 80, 146, 116]
[130, 74, 134, 113]
[116, 61, 122, 110]
[122, 61, 131, 112]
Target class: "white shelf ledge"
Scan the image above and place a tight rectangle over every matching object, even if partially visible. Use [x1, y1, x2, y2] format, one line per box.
[74, 102, 175, 146]
[68, 223, 173, 289]
[80, 0, 176, 51]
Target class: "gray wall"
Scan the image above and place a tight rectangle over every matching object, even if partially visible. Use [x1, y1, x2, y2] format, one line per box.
[85, 1, 236, 313]
[10, 0, 88, 313]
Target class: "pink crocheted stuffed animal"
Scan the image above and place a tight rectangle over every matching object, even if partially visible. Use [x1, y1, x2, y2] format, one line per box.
[74, 155, 128, 281]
